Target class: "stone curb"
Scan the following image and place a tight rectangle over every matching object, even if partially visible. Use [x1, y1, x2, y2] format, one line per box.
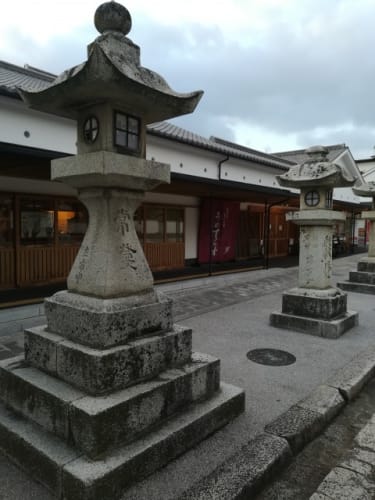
[326, 345, 375, 401]
[177, 433, 292, 500]
[180, 346, 375, 499]
[309, 414, 375, 499]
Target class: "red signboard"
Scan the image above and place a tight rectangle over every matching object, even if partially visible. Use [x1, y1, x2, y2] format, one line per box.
[198, 199, 240, 263]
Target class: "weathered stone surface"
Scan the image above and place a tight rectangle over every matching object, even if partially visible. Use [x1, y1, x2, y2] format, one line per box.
[44, 290, 173, 348]
[0, 352, 221, 459]
[312, 466, 375, 500]
[62, 382, 244, 500]
[349, 271, 375, 284]
[337, 281, 375, 295]
[269, 310, 358, 339]
[265, 405, 325, 453]
[0, 356, 84, 442]
[0, 400, 80, 497]
[281, 288, 347, 320]
[69, 353, 220, 458]
[358, 259, 375, 273]
[327, 346, 375, 400]
[179, 433, 292, 500]
[297, 385, 345, 423]
[26, 325, 192, 395]
[354, 414, 375, 451]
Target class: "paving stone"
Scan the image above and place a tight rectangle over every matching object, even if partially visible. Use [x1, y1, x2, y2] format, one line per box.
[312, 466, 375, 500]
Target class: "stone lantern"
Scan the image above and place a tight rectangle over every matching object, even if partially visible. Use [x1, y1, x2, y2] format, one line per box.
[270, 146, 358, 338]
[338, 182, 375, 293]
[0, 3, 244, 499]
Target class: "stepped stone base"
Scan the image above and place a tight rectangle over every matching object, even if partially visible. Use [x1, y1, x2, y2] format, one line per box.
[270, 287, 358, 338]
[270, 310, 358, 338]
[0, 352, 221, 458]
[337, 259, 375, 295]
[0, 382, 244, 500]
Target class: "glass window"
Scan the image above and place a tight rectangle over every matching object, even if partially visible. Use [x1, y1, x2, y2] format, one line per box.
[57, 201, 88, 244]
[166, 208, 184, 242]
[114, 111, 140, 152]
[145, 207, 164, 243]
[20, 198, 54, 245]
[0, 195, 14, 246]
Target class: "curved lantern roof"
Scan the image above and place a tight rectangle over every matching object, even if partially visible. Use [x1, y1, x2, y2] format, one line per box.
[353, 182, 375, 198]
[276, 145, 356, 188]
[18, 1, 203, 123]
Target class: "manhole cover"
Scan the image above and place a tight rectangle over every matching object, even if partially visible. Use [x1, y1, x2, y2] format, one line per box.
[246, 348, 296, 366]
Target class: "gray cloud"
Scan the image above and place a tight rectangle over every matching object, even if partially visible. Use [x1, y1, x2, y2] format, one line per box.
[5, 1, 375, 158]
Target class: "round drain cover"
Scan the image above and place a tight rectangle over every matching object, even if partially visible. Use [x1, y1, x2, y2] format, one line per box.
[246, 348, 296, 366]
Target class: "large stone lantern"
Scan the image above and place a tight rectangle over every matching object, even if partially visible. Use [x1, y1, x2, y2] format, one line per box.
[338, 182, 375, 293]
[270, 146, 358, 338]
[0, 3, 244, 499]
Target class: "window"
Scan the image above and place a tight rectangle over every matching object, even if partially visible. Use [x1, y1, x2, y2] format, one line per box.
[0, 195, 13, 246]
[57, 201, 88, 244]
[135, 205, 185, 244]
[20, 198, 54, 245]
[166, 208, 184, 242]
[114, 111, 140, 153]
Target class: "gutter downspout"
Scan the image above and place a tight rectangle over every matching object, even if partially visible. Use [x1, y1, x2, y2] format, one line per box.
[218, 155, 229, 180]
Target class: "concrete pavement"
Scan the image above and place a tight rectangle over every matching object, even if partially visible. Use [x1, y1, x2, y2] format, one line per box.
[0, 254, 374, 499]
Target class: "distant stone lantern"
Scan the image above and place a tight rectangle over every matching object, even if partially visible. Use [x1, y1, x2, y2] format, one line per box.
[338, 182, 375, 294]
[0, 3, 244, 499]
[270, 146, 358, 338]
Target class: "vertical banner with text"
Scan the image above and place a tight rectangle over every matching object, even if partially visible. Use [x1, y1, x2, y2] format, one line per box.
[198, 199, 240, 263]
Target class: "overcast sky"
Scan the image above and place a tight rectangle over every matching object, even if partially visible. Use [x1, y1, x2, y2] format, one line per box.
[1, 0, 375, 159]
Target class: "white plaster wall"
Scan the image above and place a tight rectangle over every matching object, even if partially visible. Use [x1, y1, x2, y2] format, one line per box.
[0, 96, 76, 154]
[147, 138, 219, 180]
[185, 207, 199, 259]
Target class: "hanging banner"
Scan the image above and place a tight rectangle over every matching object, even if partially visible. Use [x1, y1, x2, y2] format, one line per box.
[198, 199, 240, 263]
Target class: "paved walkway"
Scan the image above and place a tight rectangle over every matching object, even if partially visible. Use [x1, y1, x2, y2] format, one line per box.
[0, 254, 374, 499]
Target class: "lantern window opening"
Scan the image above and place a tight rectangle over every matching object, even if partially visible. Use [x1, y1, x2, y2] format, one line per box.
[83, 116, 99, 144]
[326, 189, 333, 209]
[304, 190, 320, 207]
[114, 111, 141, 153]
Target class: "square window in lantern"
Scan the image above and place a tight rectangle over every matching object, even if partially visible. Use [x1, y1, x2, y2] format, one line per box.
[115, 130, 127, 147]
[116, 113, 128, 130]
[128, 133, 139, 151]
[128, 117, 139, 133]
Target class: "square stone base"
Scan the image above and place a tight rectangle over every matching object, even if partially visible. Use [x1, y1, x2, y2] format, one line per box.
[270, 310, 358, 338]
[337, 280, 375, 295]
[0, 383, 244, 500]
[281, 288, 347, 320]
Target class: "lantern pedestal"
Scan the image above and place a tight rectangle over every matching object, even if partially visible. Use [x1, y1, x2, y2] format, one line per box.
[338, 211, 375, 294]
[270, 209, 358, 338]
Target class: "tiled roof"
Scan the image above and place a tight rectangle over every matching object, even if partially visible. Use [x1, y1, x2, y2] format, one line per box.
[274, 144, 348, 164]
[0, 60, 55, 95]
[148, 122, 292, 170]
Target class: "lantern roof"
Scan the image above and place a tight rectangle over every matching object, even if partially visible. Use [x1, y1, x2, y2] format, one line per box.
[18, 1, 203, 123]
[276, 146, 356, 188]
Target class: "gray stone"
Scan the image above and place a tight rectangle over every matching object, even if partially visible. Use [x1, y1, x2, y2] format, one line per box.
[355, 415, 375, 451]
[69, 353, 220, 458]
[358, 260, 375, 273]
[297, 384, 345, 423]
[0, 356, 84, 442]
[26, 325, 192, 395]
[337, 281, 375, 295]
[0, 400, 80, 497]
[269, 310, 358, 339]
[44, 290, 173, 348]
[281, 288, 347, 320]
[179, 433, 291, 500]
[312, 466, 375, 500]
[327, 346, 375, 400]
[349, 271, 375, 284]
[62, 383, 244, 500]
[265, 405, 325, 453]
